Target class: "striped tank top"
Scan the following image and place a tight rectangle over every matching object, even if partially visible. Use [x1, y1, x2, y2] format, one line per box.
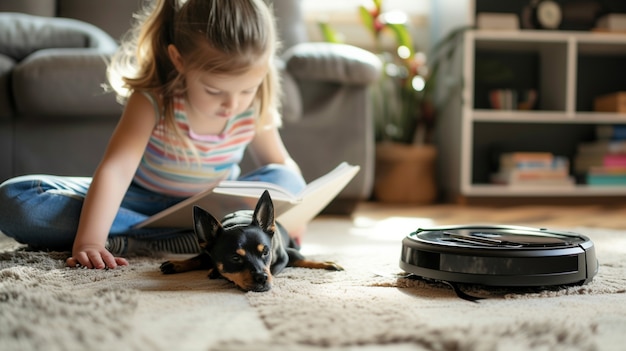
[133, 94, 256, 197]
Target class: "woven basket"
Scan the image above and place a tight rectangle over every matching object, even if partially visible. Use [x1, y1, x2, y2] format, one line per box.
[374, 142, 437, 204]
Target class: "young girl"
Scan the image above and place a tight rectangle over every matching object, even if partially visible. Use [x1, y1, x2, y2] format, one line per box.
[0, 0, 306, 269]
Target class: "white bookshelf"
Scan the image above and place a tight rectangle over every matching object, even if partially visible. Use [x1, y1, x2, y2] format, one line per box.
[436, 29, 626, 200]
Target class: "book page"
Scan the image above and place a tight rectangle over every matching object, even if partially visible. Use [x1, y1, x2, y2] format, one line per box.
[297, 162, 355, 197]
[212, 180, 297, 202]
[134, 162, 359, 230]
[277, 163, 360, 232]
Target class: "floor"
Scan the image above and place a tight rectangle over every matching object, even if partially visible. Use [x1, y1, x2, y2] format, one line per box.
[3, 201, 625, 351]
[351, 201, 626, 230]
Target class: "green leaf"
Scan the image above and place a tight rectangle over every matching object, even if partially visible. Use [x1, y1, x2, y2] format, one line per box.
[384, 22, 414, 59]
[358, 5, 377, 38]
[317, 21, 342, 43]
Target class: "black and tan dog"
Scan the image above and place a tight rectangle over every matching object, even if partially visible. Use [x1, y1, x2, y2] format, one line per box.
[160, 190, 342, 292]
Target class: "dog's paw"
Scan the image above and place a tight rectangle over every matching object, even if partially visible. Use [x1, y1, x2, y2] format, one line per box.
[323, 261, 344, 271]
[291, 259, 344, 271]
[208, 268, 220, 279]
[160, 261, 179, 274]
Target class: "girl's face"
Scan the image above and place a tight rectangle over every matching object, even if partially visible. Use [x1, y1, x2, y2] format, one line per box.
[184, 63, 267, 121]
[168, 44, 268, 122]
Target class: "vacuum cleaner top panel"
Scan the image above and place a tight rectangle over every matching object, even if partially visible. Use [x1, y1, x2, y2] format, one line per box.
[414, 225, 589, 249]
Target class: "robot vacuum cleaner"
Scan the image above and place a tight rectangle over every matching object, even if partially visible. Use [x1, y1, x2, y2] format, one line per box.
[400, 225, 598, 287]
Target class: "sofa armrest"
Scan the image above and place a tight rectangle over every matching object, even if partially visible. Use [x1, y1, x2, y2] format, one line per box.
[0, 13, 117, 61]
[282, 43, 381, 85]
[0, 13, 121, 120]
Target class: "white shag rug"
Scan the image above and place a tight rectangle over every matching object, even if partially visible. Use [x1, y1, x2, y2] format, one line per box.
[1, 217, 625, 351]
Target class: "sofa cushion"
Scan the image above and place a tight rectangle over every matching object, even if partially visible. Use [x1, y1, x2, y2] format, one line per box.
[0, 13, 121, 120]
[283, 43, 381, 85]
[12, 48, 122, 119]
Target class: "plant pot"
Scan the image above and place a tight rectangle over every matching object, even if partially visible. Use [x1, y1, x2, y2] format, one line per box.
[374, 142, 437, 204]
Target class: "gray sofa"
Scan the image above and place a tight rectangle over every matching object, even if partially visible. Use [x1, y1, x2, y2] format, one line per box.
[0, 0, 380, 213]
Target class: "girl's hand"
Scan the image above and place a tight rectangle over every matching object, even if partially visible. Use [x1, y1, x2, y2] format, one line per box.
[66, 244, 129, 269]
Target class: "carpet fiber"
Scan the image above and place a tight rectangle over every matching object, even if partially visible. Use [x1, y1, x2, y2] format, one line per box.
[1, 217, 625, 351]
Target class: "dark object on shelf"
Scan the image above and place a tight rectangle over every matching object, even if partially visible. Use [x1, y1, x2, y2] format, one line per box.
[594, 92, 626, 113]
[531, 0, 563, 29]
[474, 0, 616, 31]
[595, 13, 626, 32]
[488, 89, 538, 110]
[400, 225, 598, 287]
[523, 0, 602, 30]
[476, 12, 521, 30]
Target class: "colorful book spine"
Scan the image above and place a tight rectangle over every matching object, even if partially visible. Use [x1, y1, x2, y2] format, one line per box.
[586, 165, 626, 186]
[596, 125, 626, 140]
[499, 152, 555, 168]
[577, 140, 626, 154]
[603, 154, 626, 167]
[587, 174, 626, 186]
[493, 152, 572, 186]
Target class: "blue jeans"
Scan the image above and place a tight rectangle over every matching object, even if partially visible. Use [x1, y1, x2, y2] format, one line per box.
[0, 164, 306, 251]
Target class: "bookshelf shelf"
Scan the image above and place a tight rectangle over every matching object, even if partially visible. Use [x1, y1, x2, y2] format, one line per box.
[464, 184, 626, 197]
[473, 110, 626, 123]
[436, 29, 626, 200]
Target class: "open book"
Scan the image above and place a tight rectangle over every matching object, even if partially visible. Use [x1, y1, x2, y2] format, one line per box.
[133, 162, 360, 233]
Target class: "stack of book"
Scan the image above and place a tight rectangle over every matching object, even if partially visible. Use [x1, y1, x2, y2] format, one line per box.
[575, 125, 626, 186]
[491, 152, 574, 187]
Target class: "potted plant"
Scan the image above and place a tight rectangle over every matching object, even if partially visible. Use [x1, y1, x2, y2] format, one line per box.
[319, 0, 438, 203]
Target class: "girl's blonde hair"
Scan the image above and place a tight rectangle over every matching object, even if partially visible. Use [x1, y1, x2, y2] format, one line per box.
[107, 0, 281, 158]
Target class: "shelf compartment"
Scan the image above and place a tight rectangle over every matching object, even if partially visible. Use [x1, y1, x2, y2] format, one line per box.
[470, 122, 595, 185]
[440, 30, 626, 201]
[472, 33, 569, 112]
[576, 40, 626, 113]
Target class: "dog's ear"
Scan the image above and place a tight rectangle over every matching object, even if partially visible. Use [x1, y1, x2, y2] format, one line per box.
[193, 206, 222, 247]
[252, 190, 277, 236]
